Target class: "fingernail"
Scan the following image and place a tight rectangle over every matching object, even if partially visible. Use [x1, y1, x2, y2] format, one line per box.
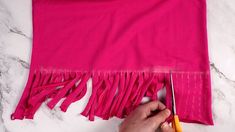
[165, 109, 171, 116]
[161, 122, 169, 129]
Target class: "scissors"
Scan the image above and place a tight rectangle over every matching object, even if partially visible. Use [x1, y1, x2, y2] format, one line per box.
[170, 71, 182, 132]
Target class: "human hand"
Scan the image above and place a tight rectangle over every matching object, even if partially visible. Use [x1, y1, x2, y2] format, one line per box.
[119, 101, 174, 132]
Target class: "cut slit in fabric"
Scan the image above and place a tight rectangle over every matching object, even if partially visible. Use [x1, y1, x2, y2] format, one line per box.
[11, 0, 213, 125]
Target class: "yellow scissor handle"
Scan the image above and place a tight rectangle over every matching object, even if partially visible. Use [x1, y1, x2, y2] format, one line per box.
[172, 115, 182, 132]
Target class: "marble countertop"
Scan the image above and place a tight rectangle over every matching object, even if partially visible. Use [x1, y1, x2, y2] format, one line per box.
[0, 0, 235, 132]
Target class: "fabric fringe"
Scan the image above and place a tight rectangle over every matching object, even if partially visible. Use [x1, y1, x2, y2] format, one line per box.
[11, 70, 213, 125]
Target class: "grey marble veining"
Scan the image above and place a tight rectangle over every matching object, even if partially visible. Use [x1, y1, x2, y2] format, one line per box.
[0, 0, 235, 132]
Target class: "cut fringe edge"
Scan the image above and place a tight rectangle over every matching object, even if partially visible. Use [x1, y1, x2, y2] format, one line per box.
[11, 70, 213, 125]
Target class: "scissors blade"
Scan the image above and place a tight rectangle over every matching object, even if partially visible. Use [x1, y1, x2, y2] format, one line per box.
[170, 71, 176, 115]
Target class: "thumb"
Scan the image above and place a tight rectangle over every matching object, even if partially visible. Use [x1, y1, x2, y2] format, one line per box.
[147, 109, 171, 129]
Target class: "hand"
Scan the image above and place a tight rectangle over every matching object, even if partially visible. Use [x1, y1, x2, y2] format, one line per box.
[119, 101, 174, 132]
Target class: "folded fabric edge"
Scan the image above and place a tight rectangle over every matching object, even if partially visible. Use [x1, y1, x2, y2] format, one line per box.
[10, 69, 213, 125]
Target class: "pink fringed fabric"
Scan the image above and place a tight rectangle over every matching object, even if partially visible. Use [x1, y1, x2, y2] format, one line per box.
[11, 0, 213, 125]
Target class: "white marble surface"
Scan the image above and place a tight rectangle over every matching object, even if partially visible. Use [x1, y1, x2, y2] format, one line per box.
[0, 0, 235, 132]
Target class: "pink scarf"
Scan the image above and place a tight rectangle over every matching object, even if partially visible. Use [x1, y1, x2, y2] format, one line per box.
[11, 0, 213, 125]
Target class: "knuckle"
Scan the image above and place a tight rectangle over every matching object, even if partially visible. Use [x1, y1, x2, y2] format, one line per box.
[153, 100, 160, 105]
[134, 107, 144, 114]
[155, 100, 160, 104]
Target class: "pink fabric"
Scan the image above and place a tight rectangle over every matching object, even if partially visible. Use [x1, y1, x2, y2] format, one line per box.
[11, 0, 213, 125]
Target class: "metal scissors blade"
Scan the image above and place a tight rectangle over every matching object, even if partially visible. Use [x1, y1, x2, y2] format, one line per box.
[170, 71, 176, 115]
